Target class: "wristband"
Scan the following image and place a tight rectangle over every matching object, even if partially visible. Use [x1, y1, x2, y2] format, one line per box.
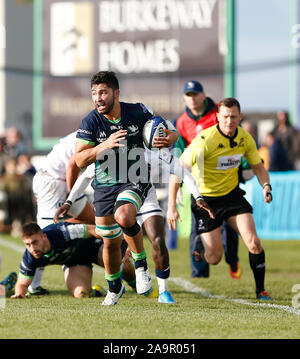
[64, 200, 72, 206]
[263, 183, 272, 191]
[196, 195, 205, 201]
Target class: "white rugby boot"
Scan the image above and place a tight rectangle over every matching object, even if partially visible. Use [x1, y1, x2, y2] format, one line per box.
[102, 284, 125, 306]
[135, 267, 152, 295]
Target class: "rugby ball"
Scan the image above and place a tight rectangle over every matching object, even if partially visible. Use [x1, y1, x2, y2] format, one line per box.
[143, 116, 168, 150]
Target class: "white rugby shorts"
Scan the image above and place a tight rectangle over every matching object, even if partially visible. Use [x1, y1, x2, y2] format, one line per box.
[136, 185, 164, 226]
[32, 170, 87, 228]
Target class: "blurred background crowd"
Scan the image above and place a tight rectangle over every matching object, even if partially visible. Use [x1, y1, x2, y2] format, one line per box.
[0, 127, 36, 236]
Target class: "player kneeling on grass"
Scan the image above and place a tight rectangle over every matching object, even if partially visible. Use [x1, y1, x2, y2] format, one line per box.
[167, 97, 273, 301]
[11, 222, 135, 300]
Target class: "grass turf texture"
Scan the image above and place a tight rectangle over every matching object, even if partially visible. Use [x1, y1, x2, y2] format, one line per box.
[1, 233, 300, 339]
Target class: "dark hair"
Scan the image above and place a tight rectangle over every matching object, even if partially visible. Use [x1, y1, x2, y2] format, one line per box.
[276, 110, 291, 126]
[218, 97, 241, 112]
[90, 71, 119, 91]
[22, 222, 42, 238]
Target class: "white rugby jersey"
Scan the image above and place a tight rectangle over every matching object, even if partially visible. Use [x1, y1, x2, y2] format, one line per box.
[43, 132, 77, 179]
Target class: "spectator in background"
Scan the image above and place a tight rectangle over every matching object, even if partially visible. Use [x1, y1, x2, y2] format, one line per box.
[0, 128, 35, 235]
[17, 154, 37, 179]
[294, 131, 300, 170]
[0, 158, 31, 236]
[4, 127, 27, 159]
[0, 154, 36, 236]
[272, 111, 297, 170]
[0, 137, 9, 232]
[17, 154, 37, 224]
[0, 137, 9, 175]
[258, 136, 270, 171]
[241, 120, 259, 147]
[258, 132, 290, 172]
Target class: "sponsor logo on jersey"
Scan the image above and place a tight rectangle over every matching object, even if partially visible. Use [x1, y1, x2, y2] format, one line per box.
[78, 128, 92, 135]
[97, 131, 107, 142]
[217, 154, 242, 170]
[126, 125, 139, 137]
[128, 125, 138, 133]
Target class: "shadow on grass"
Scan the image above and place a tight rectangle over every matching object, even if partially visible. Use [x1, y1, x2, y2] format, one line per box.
[34, 289, 70, 297]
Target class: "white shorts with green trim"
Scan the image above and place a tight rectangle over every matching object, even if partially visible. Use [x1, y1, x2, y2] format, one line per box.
[136, 185, 164, 226]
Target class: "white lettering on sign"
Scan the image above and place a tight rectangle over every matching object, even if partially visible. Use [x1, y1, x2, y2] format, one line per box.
[99, 39, 180, 73]
[99, 0, 217, 33]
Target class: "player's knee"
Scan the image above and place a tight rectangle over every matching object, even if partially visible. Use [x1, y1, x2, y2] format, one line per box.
[114, 209, 136, 228]
[149, 235, 166, 252]
[206, 251, 222, 265]
[113, 191, 142, 227]
[210, 255, 222, 265]
[114, 201, 141, 233]
[73, 286, 90, 298]
[246, 235, 262, 254]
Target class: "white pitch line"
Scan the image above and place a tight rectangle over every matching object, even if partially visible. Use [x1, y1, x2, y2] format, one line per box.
[0, 238, 24, 253]
[1, 238, 300, 316]
[169, 277, 300, 316]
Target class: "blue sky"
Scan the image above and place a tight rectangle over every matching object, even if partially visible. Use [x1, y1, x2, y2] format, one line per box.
[236, 0, 292, 112]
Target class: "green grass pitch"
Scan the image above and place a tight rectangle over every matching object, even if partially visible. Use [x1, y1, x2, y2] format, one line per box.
[1, 231, 300, 339]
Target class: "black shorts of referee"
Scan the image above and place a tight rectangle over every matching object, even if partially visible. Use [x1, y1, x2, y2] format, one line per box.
[191, 186, 253, 234]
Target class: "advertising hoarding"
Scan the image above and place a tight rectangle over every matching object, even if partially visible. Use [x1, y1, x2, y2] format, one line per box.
[33, 0, 234, 150]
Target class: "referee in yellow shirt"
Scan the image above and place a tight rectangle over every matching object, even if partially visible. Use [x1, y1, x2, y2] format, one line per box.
[167, 98, 273, 300]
